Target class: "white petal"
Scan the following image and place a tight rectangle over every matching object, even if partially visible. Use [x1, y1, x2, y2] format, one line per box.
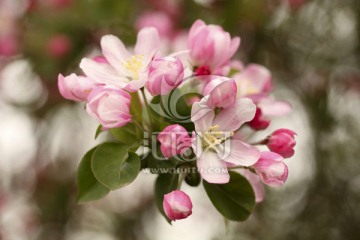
[134, 27, 160, 60]
[221, 139, 260, 166]
[101, 35, 131, 76]
[258, 98, 292, 116]
[191, 96, 215, 132]
[213, 98, 256, 132]
[197, 151, 229, 184]
[80, 58, 129, 88]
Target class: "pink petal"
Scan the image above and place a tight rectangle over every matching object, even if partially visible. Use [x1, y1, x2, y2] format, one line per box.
[259, 151, 284, 162]
[101, 35, 131, 76]
[191, 96, 215, 132]
[188, 19, 206, 42]
[197, 151, 229, 184]
[203, 77, 237, 109]
[134, 27, 160, 60]
[253, 151, 288, 187]
[258, 162, 288, 187]
[222, 139, 260, 166]
[211, 31, 232, 68]
[163, 190, 192, 221]
[234, 64, 272, 97]
[123, 75, 147, 92]
[237, 169, 265, 203]
[228, 37, 240, 59]
[58, 73, 95, 101]
[213, 98, 256, 132]
[79, 58, 129, 88]
[258, 98, 292, 116]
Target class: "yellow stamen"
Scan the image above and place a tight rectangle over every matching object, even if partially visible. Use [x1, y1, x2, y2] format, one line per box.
[122, 54, 144, 80]
[201, 125, 234, 151]
[238, 80, 258, 96]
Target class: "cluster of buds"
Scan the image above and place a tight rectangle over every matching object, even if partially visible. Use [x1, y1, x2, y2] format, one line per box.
[58, 19, 297, 222]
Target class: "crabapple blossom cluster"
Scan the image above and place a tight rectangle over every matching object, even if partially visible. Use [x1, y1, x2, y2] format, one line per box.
[58, 19, 297, 223]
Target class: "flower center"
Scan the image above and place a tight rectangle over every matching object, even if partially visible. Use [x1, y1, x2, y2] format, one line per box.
[238, 80, 259, 96]
[201, 125, 233, 151]
[122, 54, 144, 80]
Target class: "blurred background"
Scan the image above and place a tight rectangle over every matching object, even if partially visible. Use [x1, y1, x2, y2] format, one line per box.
[1, 0, 360, 239]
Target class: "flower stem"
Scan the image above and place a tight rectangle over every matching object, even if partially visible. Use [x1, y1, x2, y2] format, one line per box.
[177, 172, 186, 190]
[132, 119, 145, 132]
[140, 88, 154, 133]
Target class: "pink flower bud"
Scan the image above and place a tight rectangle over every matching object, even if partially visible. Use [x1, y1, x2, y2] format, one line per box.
[135, 11, 174, 38]
[203, 77, 237, 109]
[188, 19, 240, 70]
[58, 73, 97, 102]
[163, 190, 193, 221]
[46, 35, 72, 58]
[267, 129, 296, 158]
[86, 86, 132, 130]
[248, 107, 270, 130]
[253, 151, 288, 187]
[0, 35, 18, 57]
[146, 56, 184, 96]
[157, 124, 192, 159]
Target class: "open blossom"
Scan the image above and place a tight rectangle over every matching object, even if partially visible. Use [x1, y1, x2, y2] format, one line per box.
[253, 151, 288, 187]
[86, 86, 132, 130]
[58, 73, 98, 102]
[158, 124, 192, 159]
[80, 27, 160, 92]
[203, 77, 237, 109]
[191, 96, 260, 184]
[188, 19, 240, 71]
[136, 11, 174, 38]
[146, 56, 184, 96]
[163, 190, 192, 221]
[267, 129, 296, 158]
[234, 64, 292, 116]
[235, 64, 272, 97]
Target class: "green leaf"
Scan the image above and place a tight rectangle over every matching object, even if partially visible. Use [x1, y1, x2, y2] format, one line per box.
[150, 89, 194, 132]
[76, 147, 110, 203]
[154, 173, 179, 223]
[130, 92, 143, 122]
[185, 170, 201, 187]
[94, 125, 103, 139]
[203, 171, 256, 221]
[91, 142, 140, 190]
[110, 122, 141, 147]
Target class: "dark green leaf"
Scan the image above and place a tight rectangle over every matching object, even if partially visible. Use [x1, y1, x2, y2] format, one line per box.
[94, 125, 103, 139]
[185, 170, 201, 187]
[203, 171, 256, 221]
[91, 142, 140, 190]
[76, 147, 110, 203]
[150, 89, 194, 132]
[154, 173, 179, 223]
